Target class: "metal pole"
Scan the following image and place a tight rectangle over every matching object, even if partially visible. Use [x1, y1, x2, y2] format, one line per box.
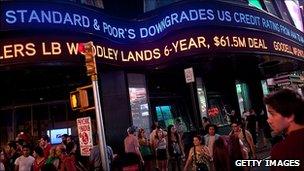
[91, 74, 110, 171]
[82, 42, 109, 171]
[190, 82, 200, 132]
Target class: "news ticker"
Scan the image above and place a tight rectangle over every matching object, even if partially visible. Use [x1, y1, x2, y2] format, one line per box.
[235, 160, 300, 167]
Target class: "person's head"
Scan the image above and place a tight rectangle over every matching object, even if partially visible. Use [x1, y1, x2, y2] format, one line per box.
[33, 146, 44, 158]
[168, 125, 176, 135]
[249, 109, 256, 115]
[39, 135, 50, 147]
[155, 129, 164, 139]
[5, 141, 17, 154]
[127, 126, 137, 135]
[22, 144, 31, 157]
[203, 117, 208, 122]
[66, 135, 73, 144]
[264, 88, 304, 134]
[231, 110, 236, 115]
[231, 121, 241, 133]
[61, 134, 68, 145]
[16, 139, 25, 150]
[193, 135, 203, 146]
[55, 145, 66, 157]
[138, 128, 145, 139]
[206, 124, 217, 136]
[176, 118, 181, 123]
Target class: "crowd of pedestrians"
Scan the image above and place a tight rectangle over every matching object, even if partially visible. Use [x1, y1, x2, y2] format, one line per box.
[0, 88, 303, 171]
[0, 133, 82, 171]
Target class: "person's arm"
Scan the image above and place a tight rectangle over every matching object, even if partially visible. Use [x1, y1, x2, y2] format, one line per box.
[14, 157, 19, 171]
[202, 146, 212, 161]
[134, 138, 144, 164]
[183, 147, 193, 171]
[177, 134, 185, 157]
[246, 131, 256, 158]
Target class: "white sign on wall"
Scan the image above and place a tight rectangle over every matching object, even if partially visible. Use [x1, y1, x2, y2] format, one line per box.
[184, 67, 195, 83]
[77, 117, 93, 156]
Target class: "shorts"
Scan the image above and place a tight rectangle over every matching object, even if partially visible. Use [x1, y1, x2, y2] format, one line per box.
[156, 149, 167, 160]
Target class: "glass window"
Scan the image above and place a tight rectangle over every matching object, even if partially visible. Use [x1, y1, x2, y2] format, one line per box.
[235, 82, 251, 116]
[196, 78, 208, 119]
[144, 0, 182, 12]
[263, 0, 279, 16]
[128, 73, 151, 133]
[81, 0, 104, 9]
[285, 0, 304, 31]
[275, 0, 292, 24]
[248, 0, 264, 10]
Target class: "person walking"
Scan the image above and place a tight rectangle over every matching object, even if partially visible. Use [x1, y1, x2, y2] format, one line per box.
[14, 144, 35, 171]
[229, 121, 256, 159]
[167, 125, 184, 171]
[152, 128, 168, 171]
[138, 128, 153, 171]
[204, 124, 220, 159]
[33, 146, 46, 171]
[184, 135, 211, 171]
[124, 126, 144, 168]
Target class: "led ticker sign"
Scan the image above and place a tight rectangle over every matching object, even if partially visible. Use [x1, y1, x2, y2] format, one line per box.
[0, 1, 303, 45]
[0, 28, 303, 66]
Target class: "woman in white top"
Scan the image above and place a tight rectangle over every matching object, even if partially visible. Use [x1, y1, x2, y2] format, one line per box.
[152, 129, 168, 171]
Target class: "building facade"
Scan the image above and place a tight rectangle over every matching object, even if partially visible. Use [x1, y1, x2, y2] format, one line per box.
[0, 0, 303, 153]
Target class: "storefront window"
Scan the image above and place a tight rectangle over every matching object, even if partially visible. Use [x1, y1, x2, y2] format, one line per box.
[276, 0, 293, 24]
[81, 0, 104, 8]
[263, 0, 279, 16]
[196, 78, 208, 120]
[236, 82, 251, 116]
[155, 105, 174, 128]
[284, 0, 304, 31]
[128, 74, 151, 133]
[144, 0, 182, 12]
[261, 80, 270, 96]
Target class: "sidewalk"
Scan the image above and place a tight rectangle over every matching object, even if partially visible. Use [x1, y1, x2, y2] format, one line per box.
[251, 140, 272, 171]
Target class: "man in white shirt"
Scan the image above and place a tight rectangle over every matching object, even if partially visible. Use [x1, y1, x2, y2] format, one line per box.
[14, 145, 35, 171]
[204, 124, 220, 158]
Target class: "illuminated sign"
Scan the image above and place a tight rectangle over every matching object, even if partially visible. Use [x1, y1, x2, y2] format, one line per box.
[0, 27, 303, 67]
[0, 1, 303, 45]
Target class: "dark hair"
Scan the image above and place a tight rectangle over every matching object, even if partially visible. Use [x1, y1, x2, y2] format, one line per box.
[167, 125, 180, 156]
[41, 135, 50, 142]
[22, 144, 30, 149]
[66, 142, 75, 155]
[264, 88, 304, 124]
[8, 141, 17, 150]
[213, 137, 230, 171]
[61, 134, 68, 139]
[206, 124, 217, 133]
[193, 135, 203, 143]
[127, 126, 137, 134]
[34, 146, 44, 157]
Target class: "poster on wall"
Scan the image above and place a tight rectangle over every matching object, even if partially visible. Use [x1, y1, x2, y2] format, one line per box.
[77, 117, 93, 156]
